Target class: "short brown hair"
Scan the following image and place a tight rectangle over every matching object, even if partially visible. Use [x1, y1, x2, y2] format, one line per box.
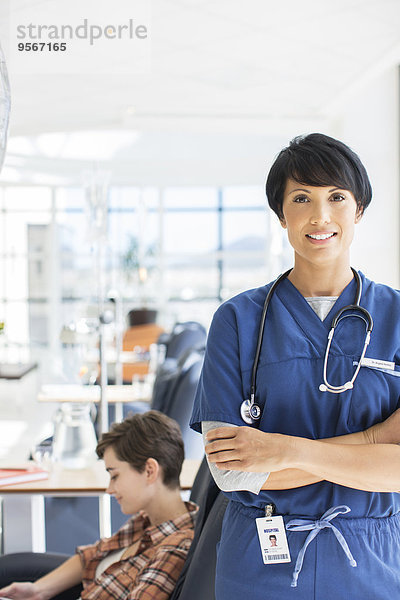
[96, 411, 184, 489]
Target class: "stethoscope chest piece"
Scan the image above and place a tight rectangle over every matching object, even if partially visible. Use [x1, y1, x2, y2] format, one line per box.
[240, 398, 262, 425]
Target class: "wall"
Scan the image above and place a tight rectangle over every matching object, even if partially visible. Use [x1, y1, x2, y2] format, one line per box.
[333, 66, 399, 288]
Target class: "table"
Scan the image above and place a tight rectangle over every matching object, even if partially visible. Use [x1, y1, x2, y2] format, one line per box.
[0, 459, 201, 553]
[37, 383, 151, 424]
[0, 363, 38, 380]
[37, 384, 150, 404]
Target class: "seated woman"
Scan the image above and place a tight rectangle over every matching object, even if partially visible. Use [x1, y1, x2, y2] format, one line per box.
[0, 411, 198, 600]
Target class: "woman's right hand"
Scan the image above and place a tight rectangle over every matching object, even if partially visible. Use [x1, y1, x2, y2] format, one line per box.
[0, 582, 43, 600]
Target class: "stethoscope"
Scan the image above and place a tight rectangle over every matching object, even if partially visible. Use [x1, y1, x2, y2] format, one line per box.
[240, 268, 374, 425]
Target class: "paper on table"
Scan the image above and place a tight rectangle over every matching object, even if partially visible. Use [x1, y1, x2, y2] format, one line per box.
[0, 466, 49, 487]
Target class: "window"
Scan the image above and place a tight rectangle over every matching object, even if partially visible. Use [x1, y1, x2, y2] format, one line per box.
[0, 183, 289, 354]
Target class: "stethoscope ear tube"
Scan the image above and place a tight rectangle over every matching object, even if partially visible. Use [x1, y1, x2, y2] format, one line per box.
[331, 305, 373, 332]
[320, 273, 373, 394]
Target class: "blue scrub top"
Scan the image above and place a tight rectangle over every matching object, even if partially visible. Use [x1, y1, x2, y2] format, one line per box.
[190, 272, 400, 519]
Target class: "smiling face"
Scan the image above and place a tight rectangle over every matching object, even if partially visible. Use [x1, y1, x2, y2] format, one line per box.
[104, 446, 152, 515]
[281, 178, 362, 271]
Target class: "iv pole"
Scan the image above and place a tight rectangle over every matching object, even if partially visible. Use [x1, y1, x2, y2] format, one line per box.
[84, 170, 111, 435]
[0, 42, 10, 173]
[0, 39, 11, 559]
[85, 171, 113, 539]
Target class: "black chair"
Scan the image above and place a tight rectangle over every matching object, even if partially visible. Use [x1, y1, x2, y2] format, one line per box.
[150, 356, 183, 412]
[123, 346, 205, 461]
[0, 552, 82, 600]
[171, 460, 228, 600]
[121, 320, 206, 420]
[177, 493, 228, 600]
[189, 455, 213, 506]
[161, 348, 205, 460]
[159, 322, 207, 361]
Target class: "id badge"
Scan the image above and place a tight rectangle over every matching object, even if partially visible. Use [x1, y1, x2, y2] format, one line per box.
[255, 515, 291, 564]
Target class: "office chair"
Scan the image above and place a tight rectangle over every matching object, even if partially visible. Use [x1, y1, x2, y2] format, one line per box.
[188, 455, 212, 506]
[171, 460, 228, 600]
[0, 552, 82, 600]
[164, 348, 205, 459]
[159, 321, 207, 361]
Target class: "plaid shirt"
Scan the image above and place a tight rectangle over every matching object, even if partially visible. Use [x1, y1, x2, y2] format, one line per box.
[77, 501, 198, 600]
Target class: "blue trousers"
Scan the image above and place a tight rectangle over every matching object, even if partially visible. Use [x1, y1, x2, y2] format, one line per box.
[215, 501, 400, 599]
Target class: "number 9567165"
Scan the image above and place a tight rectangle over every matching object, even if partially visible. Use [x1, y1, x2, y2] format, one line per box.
[18, 42, 67, 51]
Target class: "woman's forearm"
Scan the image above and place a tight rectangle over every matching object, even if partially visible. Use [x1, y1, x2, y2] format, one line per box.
[261, 430, 370, 490]
[262, 422, 400, 490]
[261, 468, 320, 490]
[291, 438, 400, 492]
[207, 417, 400, 492]
[35, 555, 83, 600]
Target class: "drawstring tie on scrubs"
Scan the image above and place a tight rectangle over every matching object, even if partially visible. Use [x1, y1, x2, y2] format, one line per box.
[286, 505, 357, 588]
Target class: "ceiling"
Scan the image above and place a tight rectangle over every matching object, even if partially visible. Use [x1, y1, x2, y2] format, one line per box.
[0, 0, 399, 184]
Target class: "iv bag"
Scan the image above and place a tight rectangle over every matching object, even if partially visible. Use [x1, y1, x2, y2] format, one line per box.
[0, 42, 10, 173]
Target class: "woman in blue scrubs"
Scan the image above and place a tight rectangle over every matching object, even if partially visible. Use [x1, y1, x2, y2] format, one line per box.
[190, 133, 400, 599]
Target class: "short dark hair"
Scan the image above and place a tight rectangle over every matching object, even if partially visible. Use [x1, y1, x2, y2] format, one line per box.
[96, 411, 184, 490]
[265, 133, 372, 220]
